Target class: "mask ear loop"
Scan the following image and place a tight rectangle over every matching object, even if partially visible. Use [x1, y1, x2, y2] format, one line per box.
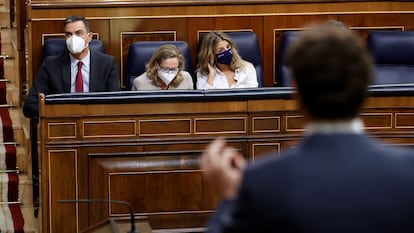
[81, 32, 91, 51]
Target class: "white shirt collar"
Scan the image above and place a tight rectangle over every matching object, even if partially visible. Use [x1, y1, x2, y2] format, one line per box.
[306, 118, 364, 135]
[69, 50, 90, 67]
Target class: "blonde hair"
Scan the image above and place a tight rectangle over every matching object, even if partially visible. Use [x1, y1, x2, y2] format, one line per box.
[145, 44, 186, 87]
[196, 31, 245, 75]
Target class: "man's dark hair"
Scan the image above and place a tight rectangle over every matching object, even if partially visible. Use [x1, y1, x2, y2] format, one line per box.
[64, 15, 90, 32]
[287, 24, 373, 120]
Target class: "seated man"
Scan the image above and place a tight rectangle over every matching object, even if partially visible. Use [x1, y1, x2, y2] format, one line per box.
[23, 15, 120, 121]
[201, 23, 414, 233]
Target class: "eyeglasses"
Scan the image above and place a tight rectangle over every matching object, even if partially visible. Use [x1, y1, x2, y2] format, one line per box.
[158, 66, 180, 74]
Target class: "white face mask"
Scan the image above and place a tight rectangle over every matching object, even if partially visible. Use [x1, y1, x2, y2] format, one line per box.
[158, 70, 178, 85]
[66, 34, 88, 54]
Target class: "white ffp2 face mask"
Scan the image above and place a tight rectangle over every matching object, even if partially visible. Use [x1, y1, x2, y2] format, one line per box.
[158, 70, 178, 85]
[66, 34, 88, 54]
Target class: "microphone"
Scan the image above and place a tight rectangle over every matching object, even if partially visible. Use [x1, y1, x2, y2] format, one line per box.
[58, 199, 139, 233]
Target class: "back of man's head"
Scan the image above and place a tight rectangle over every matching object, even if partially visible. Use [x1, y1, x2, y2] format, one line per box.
[287, 23, 373, 121]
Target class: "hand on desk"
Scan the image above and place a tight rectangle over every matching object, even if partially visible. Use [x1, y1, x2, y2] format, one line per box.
[200, 137, 246, 199]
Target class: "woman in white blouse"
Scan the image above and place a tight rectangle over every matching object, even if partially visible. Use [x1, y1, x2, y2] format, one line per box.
[196, 31, 258, 89]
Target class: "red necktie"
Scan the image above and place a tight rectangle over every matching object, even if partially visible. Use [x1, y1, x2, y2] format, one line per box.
[76, 61, 84, 92]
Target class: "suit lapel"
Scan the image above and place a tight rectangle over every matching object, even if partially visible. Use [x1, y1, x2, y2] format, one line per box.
[89, 50, 98, 92]
[62, 54, 71, 92]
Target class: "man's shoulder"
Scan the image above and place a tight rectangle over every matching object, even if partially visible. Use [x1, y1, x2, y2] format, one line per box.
[248, 135, 414, 172]
[90, 50, 114, 60]
[44, 52, 69, 63]
[377, 143, 414, 160]
[246, 151, 284, 174]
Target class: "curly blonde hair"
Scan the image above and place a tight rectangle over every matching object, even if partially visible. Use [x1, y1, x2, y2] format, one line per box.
[196, 31, 245, 75]
[146, 44, 186, 87]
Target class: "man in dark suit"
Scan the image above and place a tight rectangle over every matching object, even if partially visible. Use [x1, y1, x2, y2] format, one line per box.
[23, 15, 120, 121]
[201, 23, 414, 233]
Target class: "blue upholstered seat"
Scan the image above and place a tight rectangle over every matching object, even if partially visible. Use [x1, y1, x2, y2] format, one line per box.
[226, 32, 264, 87]
[367, 31, 414, 85]
[197, 31, 264, 87]
[126, 41, 193, 90]
[277, 31, 299, 87]
[42, 38, 105, 60]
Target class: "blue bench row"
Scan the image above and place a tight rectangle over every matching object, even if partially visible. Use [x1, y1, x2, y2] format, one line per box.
[42, 30, 414, 91]
[278, 30, 414, 87]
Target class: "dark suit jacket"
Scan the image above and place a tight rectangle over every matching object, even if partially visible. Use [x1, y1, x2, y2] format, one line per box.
[23, 50, 120, 121]
[208, 133, 414, 233]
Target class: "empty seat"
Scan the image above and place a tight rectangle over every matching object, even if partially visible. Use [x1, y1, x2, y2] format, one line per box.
[367, 31, 414, 85]
[42, 38, 105, 60]
[277, 31, 299, 87]
[198, 31, 264, 87]
[126, 41, 193, 90]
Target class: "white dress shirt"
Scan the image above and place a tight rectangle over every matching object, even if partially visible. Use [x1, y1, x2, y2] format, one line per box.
[69, 51, 91, 92]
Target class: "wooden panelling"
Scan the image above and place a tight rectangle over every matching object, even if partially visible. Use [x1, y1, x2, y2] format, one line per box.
[194, 116, 247, 134]
[27, 2, 414, 88]
[120, 30, 177, 86]
[395, 113, 414, 129]
[285, 115, 306, 132]
[89, 153, 220, 229]
[361, 113, 393, 129]
[252, 142, 281, 159]
[48, 122, 76, 139]
[110, 17, 187, 87]
[252, 116, 281, 133]
[48, 150, 78, 233]
[28, 1, 414, 16]
[139, 118, 191, 136]
[39, 91, 414, 232]
[83, 120, 136, 138]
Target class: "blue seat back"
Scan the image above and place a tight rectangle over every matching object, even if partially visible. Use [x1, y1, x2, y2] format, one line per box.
[277, 31, 299, 87]
[227, 32, 264, 87]
[367, 31, 414, 85]
[126, 41, 193, 90]
[42, 38, 105, 60]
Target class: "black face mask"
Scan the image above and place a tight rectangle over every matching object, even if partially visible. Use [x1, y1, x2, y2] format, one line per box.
[216, 48, 233, 64]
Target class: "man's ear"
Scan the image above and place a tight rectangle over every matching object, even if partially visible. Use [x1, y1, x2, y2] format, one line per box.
[87, 31, 93, 42]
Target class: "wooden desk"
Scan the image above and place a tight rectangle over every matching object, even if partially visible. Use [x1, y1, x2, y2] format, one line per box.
[39, 87, 414, 233]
